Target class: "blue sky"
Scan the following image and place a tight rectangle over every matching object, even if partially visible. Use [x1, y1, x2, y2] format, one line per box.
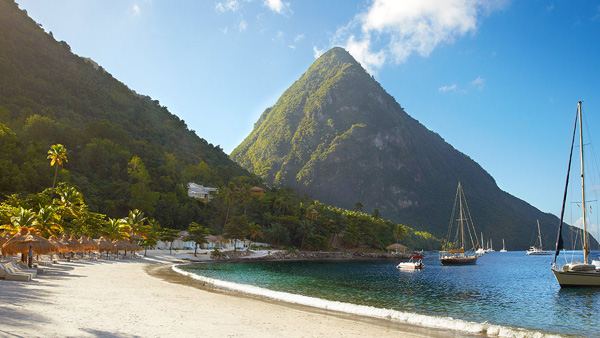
[15, 0, 600, 234]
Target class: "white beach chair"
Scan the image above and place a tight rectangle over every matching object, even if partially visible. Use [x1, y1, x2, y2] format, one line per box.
[0, 263, 32, 281]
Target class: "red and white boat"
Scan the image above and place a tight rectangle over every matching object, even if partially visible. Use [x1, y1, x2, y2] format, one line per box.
[397, 254, 424, 270]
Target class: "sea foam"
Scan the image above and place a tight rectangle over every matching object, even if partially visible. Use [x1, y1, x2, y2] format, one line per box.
[172, 264, 563, 338]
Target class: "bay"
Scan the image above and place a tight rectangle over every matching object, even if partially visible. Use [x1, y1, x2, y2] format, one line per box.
[178, 251, 600, 337]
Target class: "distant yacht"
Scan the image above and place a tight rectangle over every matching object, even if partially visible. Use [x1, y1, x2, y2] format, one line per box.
[526, 220, 552, 255]
[500, 239, 507, 252]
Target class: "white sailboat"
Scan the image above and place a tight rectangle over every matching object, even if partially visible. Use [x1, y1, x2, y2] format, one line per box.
[488, 238, 495, 252]
[500, 239, 507, 252]
[526, 220, 552, 255]
[551, 101, 600, 287]
[475, 232, 485, 255]
[439, 181, 480, 265]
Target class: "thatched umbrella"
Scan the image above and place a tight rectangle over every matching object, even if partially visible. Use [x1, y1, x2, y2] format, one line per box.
[386, 243, 407, 253]
[112, 240, 129, 257]
[79, 236, 98, 257]
[96, 237, 115, 258]
[2, 229, 55, 268]
[48, 235, 68, 261]
[2, 227, 30, 261]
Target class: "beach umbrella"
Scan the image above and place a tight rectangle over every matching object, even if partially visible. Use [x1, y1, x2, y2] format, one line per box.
[386, 243, 407, 253]
[2, 229, 55, 268]
[79, 236, 98, 256]
[2, 227, 30, 260]
[67, 235, 84, 253]
[112, 240, 130, 256]
[48, 235, 68, 253]
[96, 237, 115, 257]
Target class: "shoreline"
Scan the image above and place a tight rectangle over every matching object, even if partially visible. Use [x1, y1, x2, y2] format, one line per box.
[0, 250, 562, 337]
[0, 250, 456, 338]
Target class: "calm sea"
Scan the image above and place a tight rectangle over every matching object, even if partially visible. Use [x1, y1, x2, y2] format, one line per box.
[177, 251, 600, 337]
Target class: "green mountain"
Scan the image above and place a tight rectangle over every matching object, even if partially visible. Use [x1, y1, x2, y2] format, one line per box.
[0, 0, 261, 227]
[232, 47, 590, 250]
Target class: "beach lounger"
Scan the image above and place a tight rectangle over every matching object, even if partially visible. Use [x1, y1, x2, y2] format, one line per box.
[9, 261, 38, 277]
[16, 261, 45, 274]
[0, 264, 32, 281]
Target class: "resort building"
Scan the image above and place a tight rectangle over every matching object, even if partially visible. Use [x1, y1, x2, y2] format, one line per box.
[187, 182, 218, 201]
[251, 186, 266, 197]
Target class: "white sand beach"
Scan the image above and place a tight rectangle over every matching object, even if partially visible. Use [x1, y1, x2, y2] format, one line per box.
[0, 251, 462, 338]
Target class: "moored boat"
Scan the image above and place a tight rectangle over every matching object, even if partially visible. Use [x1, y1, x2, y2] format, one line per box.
[551, 101, 600, 287]
[397, 254, 424, 270]
[526, 220, 552, 255]
[439, 181, 480, 265]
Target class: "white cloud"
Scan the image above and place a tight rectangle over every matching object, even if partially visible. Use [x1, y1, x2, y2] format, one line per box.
[313, 46, 325, 59]
[132, 4, 141, 16]
[237, 19, 247, 32]
[263, 0, 291, 15]
[334, 0, 506, 72]
[294, 34, 305, 43]
[216, 0, 239, 13]
[471, 76, 485, 91]
[439, 84, 458, 93]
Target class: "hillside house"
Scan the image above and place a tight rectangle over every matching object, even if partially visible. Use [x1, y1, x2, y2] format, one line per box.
[187, 182, 218, 201]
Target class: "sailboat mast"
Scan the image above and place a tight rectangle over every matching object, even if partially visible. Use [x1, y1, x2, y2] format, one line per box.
[537, 220, 542, 248]
[578, 101, 589, 264]
[459, 183, 465, 251]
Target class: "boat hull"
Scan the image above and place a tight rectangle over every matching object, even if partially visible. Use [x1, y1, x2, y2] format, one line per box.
[440, 256, 478, 265]
[397, 262, 424, 270]
[552, 269, 600, 287]
[526, 250, 552, 255]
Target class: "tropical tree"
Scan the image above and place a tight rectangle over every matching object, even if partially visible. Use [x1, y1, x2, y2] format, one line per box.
[34, 205, 62, 236]
[221, 182, 237, 226]
[224, 216, 250, 251]
[238, 184, 253, 216]
[158, 228, 180, 254]
[247, 222, 263, 248]
[122, 209, 150, 242]
[184, 222, 210, 257]
[138, 230, 158, 257]
[1, 207, 36, 234]
[47, 143, 67, 190]
[298, 219, 313, 250]
[372, 208, 381, 220]
[101, 218, 128, 241]
[353, 202, 363, 213]
[393, 224, 407, 244]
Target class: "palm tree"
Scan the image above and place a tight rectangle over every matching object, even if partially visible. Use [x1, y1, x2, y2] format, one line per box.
[102, 218, 129, 241]
[238, 184, 253, 216]
[47, 144, 67, 190]
[353, 202, 363, 213]
[1, 207, 36, 234]
[221, 183, 237, 227]
[372, 208, 381, 220]
[35, 205, 62, 236]
[247, 222, 263, 248]
[123, 209, 150, 242]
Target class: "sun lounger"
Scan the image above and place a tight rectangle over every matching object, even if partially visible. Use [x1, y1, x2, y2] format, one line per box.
[9, 261, 38, 277]
[0, 264, 32, 281]
[16, 261, 45, 274]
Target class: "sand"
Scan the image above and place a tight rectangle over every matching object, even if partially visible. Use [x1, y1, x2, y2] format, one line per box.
[0, 250, 461, 338]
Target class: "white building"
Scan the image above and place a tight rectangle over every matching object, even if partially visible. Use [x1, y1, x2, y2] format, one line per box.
[187, 182, 218, 201]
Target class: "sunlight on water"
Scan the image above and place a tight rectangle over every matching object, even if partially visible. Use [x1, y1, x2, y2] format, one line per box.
[176, 251, 600, 337]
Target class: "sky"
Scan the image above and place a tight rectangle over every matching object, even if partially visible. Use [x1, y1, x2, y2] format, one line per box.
[14, 0, 600, 236]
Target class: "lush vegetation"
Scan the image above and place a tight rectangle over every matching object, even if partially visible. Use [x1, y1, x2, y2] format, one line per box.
[0, 1, 442, 252]
[231, 47, 592, 250]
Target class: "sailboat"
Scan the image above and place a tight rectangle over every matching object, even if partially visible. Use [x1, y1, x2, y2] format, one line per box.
[475, 233, 485, 255]
[500, 239, 507, 252]
[488, 238, 495, 252]
[551, 101, 600, 287]
[439, 181, 480, 265]
[526, 220, 552, 255]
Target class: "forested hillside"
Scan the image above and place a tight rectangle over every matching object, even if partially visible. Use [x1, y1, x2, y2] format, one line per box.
[0, 0, 262, 227]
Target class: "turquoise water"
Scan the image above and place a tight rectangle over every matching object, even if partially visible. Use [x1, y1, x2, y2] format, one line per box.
[178, 251, 600, 337]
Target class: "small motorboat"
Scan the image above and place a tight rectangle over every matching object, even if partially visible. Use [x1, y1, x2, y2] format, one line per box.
[397, 254, 424, 270]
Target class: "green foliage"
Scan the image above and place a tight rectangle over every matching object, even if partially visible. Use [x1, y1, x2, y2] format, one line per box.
[230, 46, 583, 250]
